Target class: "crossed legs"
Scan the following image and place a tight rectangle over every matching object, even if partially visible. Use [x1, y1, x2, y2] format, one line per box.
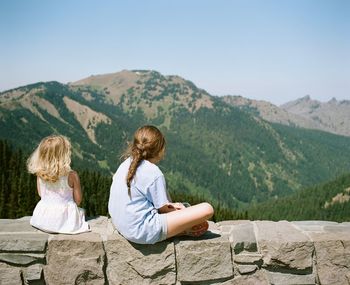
[164, 202, 214, 238]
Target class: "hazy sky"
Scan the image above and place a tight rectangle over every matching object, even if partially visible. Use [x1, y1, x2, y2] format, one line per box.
[1, 0, 349, 105]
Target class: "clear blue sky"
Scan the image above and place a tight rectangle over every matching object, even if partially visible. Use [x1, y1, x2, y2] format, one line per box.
[1, 0, 349, 105]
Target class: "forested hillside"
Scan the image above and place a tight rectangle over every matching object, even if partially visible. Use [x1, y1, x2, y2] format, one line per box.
[0, 140, 244, 222]
[1, 70, 350, 208]
[2, 140, 348, 222]
[248, 172, 350, 222]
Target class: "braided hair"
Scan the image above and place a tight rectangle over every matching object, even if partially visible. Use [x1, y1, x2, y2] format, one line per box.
[123, 125, 166, 196]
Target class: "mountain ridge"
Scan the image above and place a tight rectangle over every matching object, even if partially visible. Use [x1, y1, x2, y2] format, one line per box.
[1, 70, 350, 208]
[222, 94, 350, 137]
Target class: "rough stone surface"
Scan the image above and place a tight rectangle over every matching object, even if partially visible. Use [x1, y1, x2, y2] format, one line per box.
[24, 263, 44, 283]
[292, 220, 338, 232]
[266, 271, 315, 285]
[0, 263, 22, 285]
[0, 252, 45, 265]
[104, 232, 176, 285]
[44, 233, 105, 285]
[255, 221, 314, 270]
[230, 222, 257, 253]
[220, 271, 269, 285]
[309, 230, 350, 285]
[1, 216, 350, 285]
[0, 233, 48, 252]
[176, 233, 233, 282]
[217, 220, 250, 236]
[0, 217, 38, 233]
[233, 253, 262, 264]
[237, 264, 258, 274]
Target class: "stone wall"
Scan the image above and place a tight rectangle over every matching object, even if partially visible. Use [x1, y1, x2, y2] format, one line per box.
[0, 217, 349, 285]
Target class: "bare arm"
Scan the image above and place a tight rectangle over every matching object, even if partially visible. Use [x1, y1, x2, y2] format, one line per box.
[36, 176, 41, 197]
[68, 171, 83, 206]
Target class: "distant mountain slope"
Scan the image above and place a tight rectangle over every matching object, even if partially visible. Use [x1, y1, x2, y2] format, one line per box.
[221, 96, 319, 129]
[222, 95, 350, 137]
[1, 70, 350, 208]
[248, 172, 350, 222]
[281, 95, 350, 137]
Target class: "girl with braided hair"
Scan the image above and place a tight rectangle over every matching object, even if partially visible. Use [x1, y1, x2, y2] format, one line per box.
[108, 125, 214, 244]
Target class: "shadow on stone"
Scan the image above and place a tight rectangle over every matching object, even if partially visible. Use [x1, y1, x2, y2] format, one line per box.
[174, 231, 222, 242]
[128, 239, 173, 256]
[263, 264, 313, 275]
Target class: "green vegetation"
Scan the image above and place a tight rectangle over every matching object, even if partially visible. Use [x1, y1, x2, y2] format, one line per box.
[2, 72, 350, 211]
[0, 140, 244, 222]
[248, 173, 350, 222]
[2, 140, 348, 222]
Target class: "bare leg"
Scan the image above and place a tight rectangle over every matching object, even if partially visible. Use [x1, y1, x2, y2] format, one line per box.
[163, 202, 214, 238]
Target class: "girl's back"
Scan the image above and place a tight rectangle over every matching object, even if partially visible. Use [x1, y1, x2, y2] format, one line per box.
[39, 175, 74, 204]
[30, 173, 90, 234]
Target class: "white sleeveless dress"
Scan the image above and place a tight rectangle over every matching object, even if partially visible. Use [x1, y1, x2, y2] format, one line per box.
[30, 175, 90, 234]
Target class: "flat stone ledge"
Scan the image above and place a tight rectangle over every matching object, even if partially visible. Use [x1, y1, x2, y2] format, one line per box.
[1, 217, 350, 284]
[255, 221, 314, 271]
[230, 222, 257, 253]
[0, 217, 38, 233]
[0, 233, 48, 252]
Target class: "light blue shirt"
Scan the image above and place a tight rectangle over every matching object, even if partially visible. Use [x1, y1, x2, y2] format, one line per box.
[108, 157, 170, 244]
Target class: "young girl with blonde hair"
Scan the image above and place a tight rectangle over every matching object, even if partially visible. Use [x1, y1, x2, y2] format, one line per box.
[28, 135, 90, 234]
[108, 125, 214, 244]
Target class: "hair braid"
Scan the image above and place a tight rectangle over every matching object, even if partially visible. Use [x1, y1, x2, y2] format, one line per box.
[123, 125, 166, 196]
[126, 148, 143, 195]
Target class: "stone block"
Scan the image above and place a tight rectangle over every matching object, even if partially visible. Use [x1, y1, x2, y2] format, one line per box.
[208, 221, 220, 233]
[0, 233, 48, 252]
[254, 221, 314, 270]
[216, 220, 251, 226]
[87, 216, 116, 242]
[0, 262, 22, 285]
[233, 253, 262, 264]
[309, 231, 350, 285]
[104, 232, 176, 285]
[24, 263, 44, 284]
[237, 264, 258, 274]
[220, 270, 269, 285]
[230, 222, 257, 253]
[44, 233, 105, 285]
[0, 252, 45, 265]
[175, 233, 233, 282]
[323, 224, 350, 233]
[0, 217, 38, 233]
[217, 220, 251, 235]
[266, 271, 315, 285]
[292, 220, 338, 232]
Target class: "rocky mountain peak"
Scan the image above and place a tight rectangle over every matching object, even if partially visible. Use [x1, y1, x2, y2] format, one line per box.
[70, 70, 214, 121]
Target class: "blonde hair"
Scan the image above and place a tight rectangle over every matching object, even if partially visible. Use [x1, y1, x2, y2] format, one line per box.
[27, 135, 72, 183]
[123, 125, 166, 195]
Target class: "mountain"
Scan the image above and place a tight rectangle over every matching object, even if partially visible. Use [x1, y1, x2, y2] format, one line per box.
[222, 95, 350, 137]
[1, 70, 350, 209]
[281, 95, 350, 137]
[248, 172, 350, 222]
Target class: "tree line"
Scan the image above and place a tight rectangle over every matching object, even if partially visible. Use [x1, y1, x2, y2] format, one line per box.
[0, 140, 245, 222]
[3, 139, 347, 223]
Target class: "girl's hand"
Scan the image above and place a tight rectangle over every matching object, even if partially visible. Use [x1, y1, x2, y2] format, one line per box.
[172, 202, 186, 210]
[158, 203, 185, 213]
